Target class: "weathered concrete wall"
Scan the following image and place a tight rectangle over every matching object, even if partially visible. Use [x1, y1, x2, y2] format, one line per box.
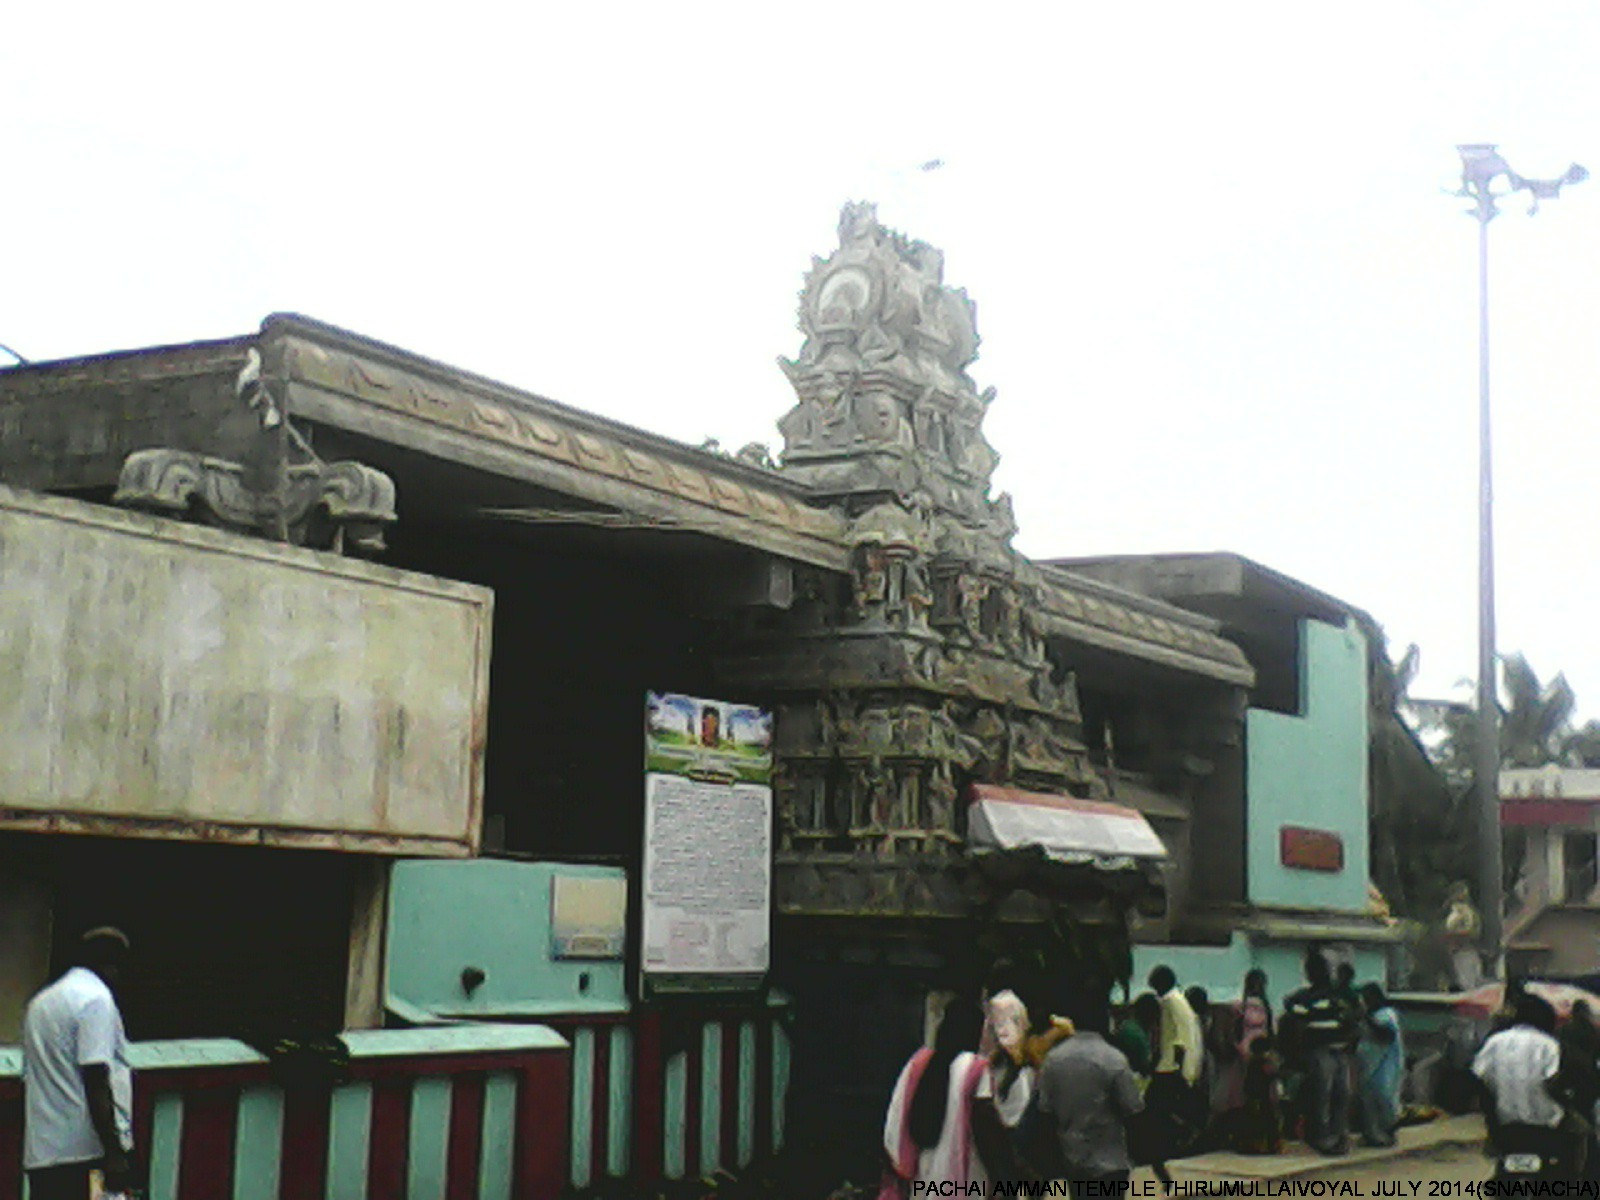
[1513, 907, 1600, 977]
[0, 485, 491, 855]
[0, 339, 255, 492]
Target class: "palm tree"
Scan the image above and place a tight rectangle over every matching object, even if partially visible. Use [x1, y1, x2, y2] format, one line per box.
[1427, 652, 1578, 782]
[1501, 653, 1576, 767]
[1566, 720, 1600, 768]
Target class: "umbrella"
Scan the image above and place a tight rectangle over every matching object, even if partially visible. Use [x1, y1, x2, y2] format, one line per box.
[1453, 980, 1600, 1021]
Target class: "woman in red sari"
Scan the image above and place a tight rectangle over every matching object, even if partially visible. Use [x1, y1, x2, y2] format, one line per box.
[882, 1000, 990, 1196]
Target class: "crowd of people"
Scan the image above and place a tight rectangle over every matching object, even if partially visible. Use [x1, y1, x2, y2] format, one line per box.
[1472, 983, 1600, 1180]
[879, 948, 1405, 1196]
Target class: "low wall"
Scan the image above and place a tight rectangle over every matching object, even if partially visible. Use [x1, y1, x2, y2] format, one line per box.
[1133, 934, 1388, 1004]
[0, 1025, 570, 1200]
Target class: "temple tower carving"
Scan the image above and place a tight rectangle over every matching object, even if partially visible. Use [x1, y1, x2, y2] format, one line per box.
[716, 203, 1096, 915]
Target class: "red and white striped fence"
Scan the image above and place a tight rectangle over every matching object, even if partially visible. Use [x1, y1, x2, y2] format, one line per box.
[0, 1026, 570, 1200]
[1, 1004, 792, 1198]
[547, 1000, 791, 1190]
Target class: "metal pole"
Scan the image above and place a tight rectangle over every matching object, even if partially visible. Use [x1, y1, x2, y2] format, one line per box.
[1474, 207, 1503, 969]
[1453, 143, 1584, 976]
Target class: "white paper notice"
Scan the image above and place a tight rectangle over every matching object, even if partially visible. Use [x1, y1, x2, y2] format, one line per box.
[641, 773, 771, 975]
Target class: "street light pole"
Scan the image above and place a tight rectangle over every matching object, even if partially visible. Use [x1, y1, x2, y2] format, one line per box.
[1454, 144, 1586, 974]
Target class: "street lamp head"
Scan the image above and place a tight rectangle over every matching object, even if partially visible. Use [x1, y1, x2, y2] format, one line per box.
[1510, 161, 1588, 214]
[1458, 143, 1513, 188]
[1456, 145, 1586, 220]
[1457, 144, 1514, 222]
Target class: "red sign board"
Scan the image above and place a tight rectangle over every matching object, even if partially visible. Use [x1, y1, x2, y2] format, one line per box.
[1280, 826, 1344, 872]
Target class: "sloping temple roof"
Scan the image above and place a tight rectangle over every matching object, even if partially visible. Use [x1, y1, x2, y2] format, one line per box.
[0, 312, 1252, 687]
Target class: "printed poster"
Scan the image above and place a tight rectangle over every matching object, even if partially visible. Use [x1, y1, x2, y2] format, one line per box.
[641, 692, 773, 993]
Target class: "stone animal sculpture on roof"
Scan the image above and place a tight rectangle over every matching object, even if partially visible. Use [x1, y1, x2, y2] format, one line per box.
[115, 348, 396, 554]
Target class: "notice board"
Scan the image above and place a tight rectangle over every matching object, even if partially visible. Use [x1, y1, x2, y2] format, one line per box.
[641, 691, 773, 995]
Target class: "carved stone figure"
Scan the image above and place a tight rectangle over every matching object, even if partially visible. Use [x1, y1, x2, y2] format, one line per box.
[903, 558, 934, 628]
[896, 769, 920, 830]
[855, 391, 913, 448]
[957, 573, 987, 641]
[927, 762, 957, 836]
[990, 493, 1019, 544]
[114, 349, 396, 554]
[851, 544, 889, 617]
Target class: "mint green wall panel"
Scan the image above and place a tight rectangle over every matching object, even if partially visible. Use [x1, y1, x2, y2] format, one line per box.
[607, 1025, 633, 1177]
[663, 1051, 687, 1179]
[326, 1082, 373, 1200]
[773, 1024, 790, 1153]
[1131, 936, 1254, 1000]
[1133, 936, 1387, 1009]
[570, 1026, 595, 1188]
[700, 1023, 722, 1175]
[1247, 619, 1370, 913]
[408, 1076, 453, 1200]
[738, 1020, 756, 1168]
[388, 860, 628, 1019]
[149, 1093, 185, 1200]
[233, 1086, 284, 1200]
[478, 1071, 518, 1200]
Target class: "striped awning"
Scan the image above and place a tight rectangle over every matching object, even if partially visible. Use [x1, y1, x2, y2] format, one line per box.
[967, 784, 1169, 869]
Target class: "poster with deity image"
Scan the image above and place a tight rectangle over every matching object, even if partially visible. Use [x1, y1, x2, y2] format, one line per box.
[641, 692, 773, 994]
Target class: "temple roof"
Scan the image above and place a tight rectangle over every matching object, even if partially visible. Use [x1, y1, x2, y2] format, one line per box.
[0, 313, 1253, 687]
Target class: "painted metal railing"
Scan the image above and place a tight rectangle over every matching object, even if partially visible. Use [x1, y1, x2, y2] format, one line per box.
[0, 1025, 570, 1200]
[544, 1001, 791, 1191]
[0, 1006, 793, 1197]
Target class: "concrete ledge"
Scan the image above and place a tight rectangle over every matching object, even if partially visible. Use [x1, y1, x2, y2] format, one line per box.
[1135, 1115, 1486, 1182]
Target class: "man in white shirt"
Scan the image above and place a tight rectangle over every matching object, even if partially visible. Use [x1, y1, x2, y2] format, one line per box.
[22, 927, 136, 1200]
[1473, 992, 1565, 1143]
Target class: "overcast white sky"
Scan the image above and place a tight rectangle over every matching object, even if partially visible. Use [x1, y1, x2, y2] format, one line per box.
[5, 2, 1599, 716]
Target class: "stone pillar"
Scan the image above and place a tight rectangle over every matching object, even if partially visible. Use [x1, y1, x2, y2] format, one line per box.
[344, 858, 390, 1030]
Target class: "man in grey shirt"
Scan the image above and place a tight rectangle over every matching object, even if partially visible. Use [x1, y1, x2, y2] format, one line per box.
[1037, 986, 1144, 1194]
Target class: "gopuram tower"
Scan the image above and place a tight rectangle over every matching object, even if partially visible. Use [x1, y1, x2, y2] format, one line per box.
[718, 202, 1100, 915]
[710, 200, 1151, 1186]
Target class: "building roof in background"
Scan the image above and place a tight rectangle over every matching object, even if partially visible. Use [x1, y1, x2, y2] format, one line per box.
[1502, 765, 1600, 802]
[1045, 551, 1373, 630]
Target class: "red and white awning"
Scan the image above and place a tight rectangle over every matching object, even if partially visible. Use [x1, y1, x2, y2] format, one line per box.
[967, 784, 1169, 867]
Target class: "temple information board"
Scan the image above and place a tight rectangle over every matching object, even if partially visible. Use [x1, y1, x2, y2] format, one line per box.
[641, 692, 773, 994]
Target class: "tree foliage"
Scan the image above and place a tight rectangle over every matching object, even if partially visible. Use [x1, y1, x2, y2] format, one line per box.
[1367, 632, 1472, 920]
[1427, 652, 1597, 783]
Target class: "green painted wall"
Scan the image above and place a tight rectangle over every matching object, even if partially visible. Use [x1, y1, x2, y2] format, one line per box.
[1130, 935, 1251, 999]
[387, 859, 629, 1017]
[1131, 936, 1386, 1007]
[1246, 618, 1370, 914]
[1132, 618, 1382, 998]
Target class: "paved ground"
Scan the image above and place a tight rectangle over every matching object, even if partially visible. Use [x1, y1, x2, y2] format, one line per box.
[1129, 1141, 1488, 1186]
[1130, 1115, 1492, 1186]
[1289, 1140, 1488, 1183]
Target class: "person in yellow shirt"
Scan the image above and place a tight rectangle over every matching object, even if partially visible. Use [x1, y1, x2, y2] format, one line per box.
[1151, 967, 1203, 1084]
[1146, 965, 1204, 1158]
